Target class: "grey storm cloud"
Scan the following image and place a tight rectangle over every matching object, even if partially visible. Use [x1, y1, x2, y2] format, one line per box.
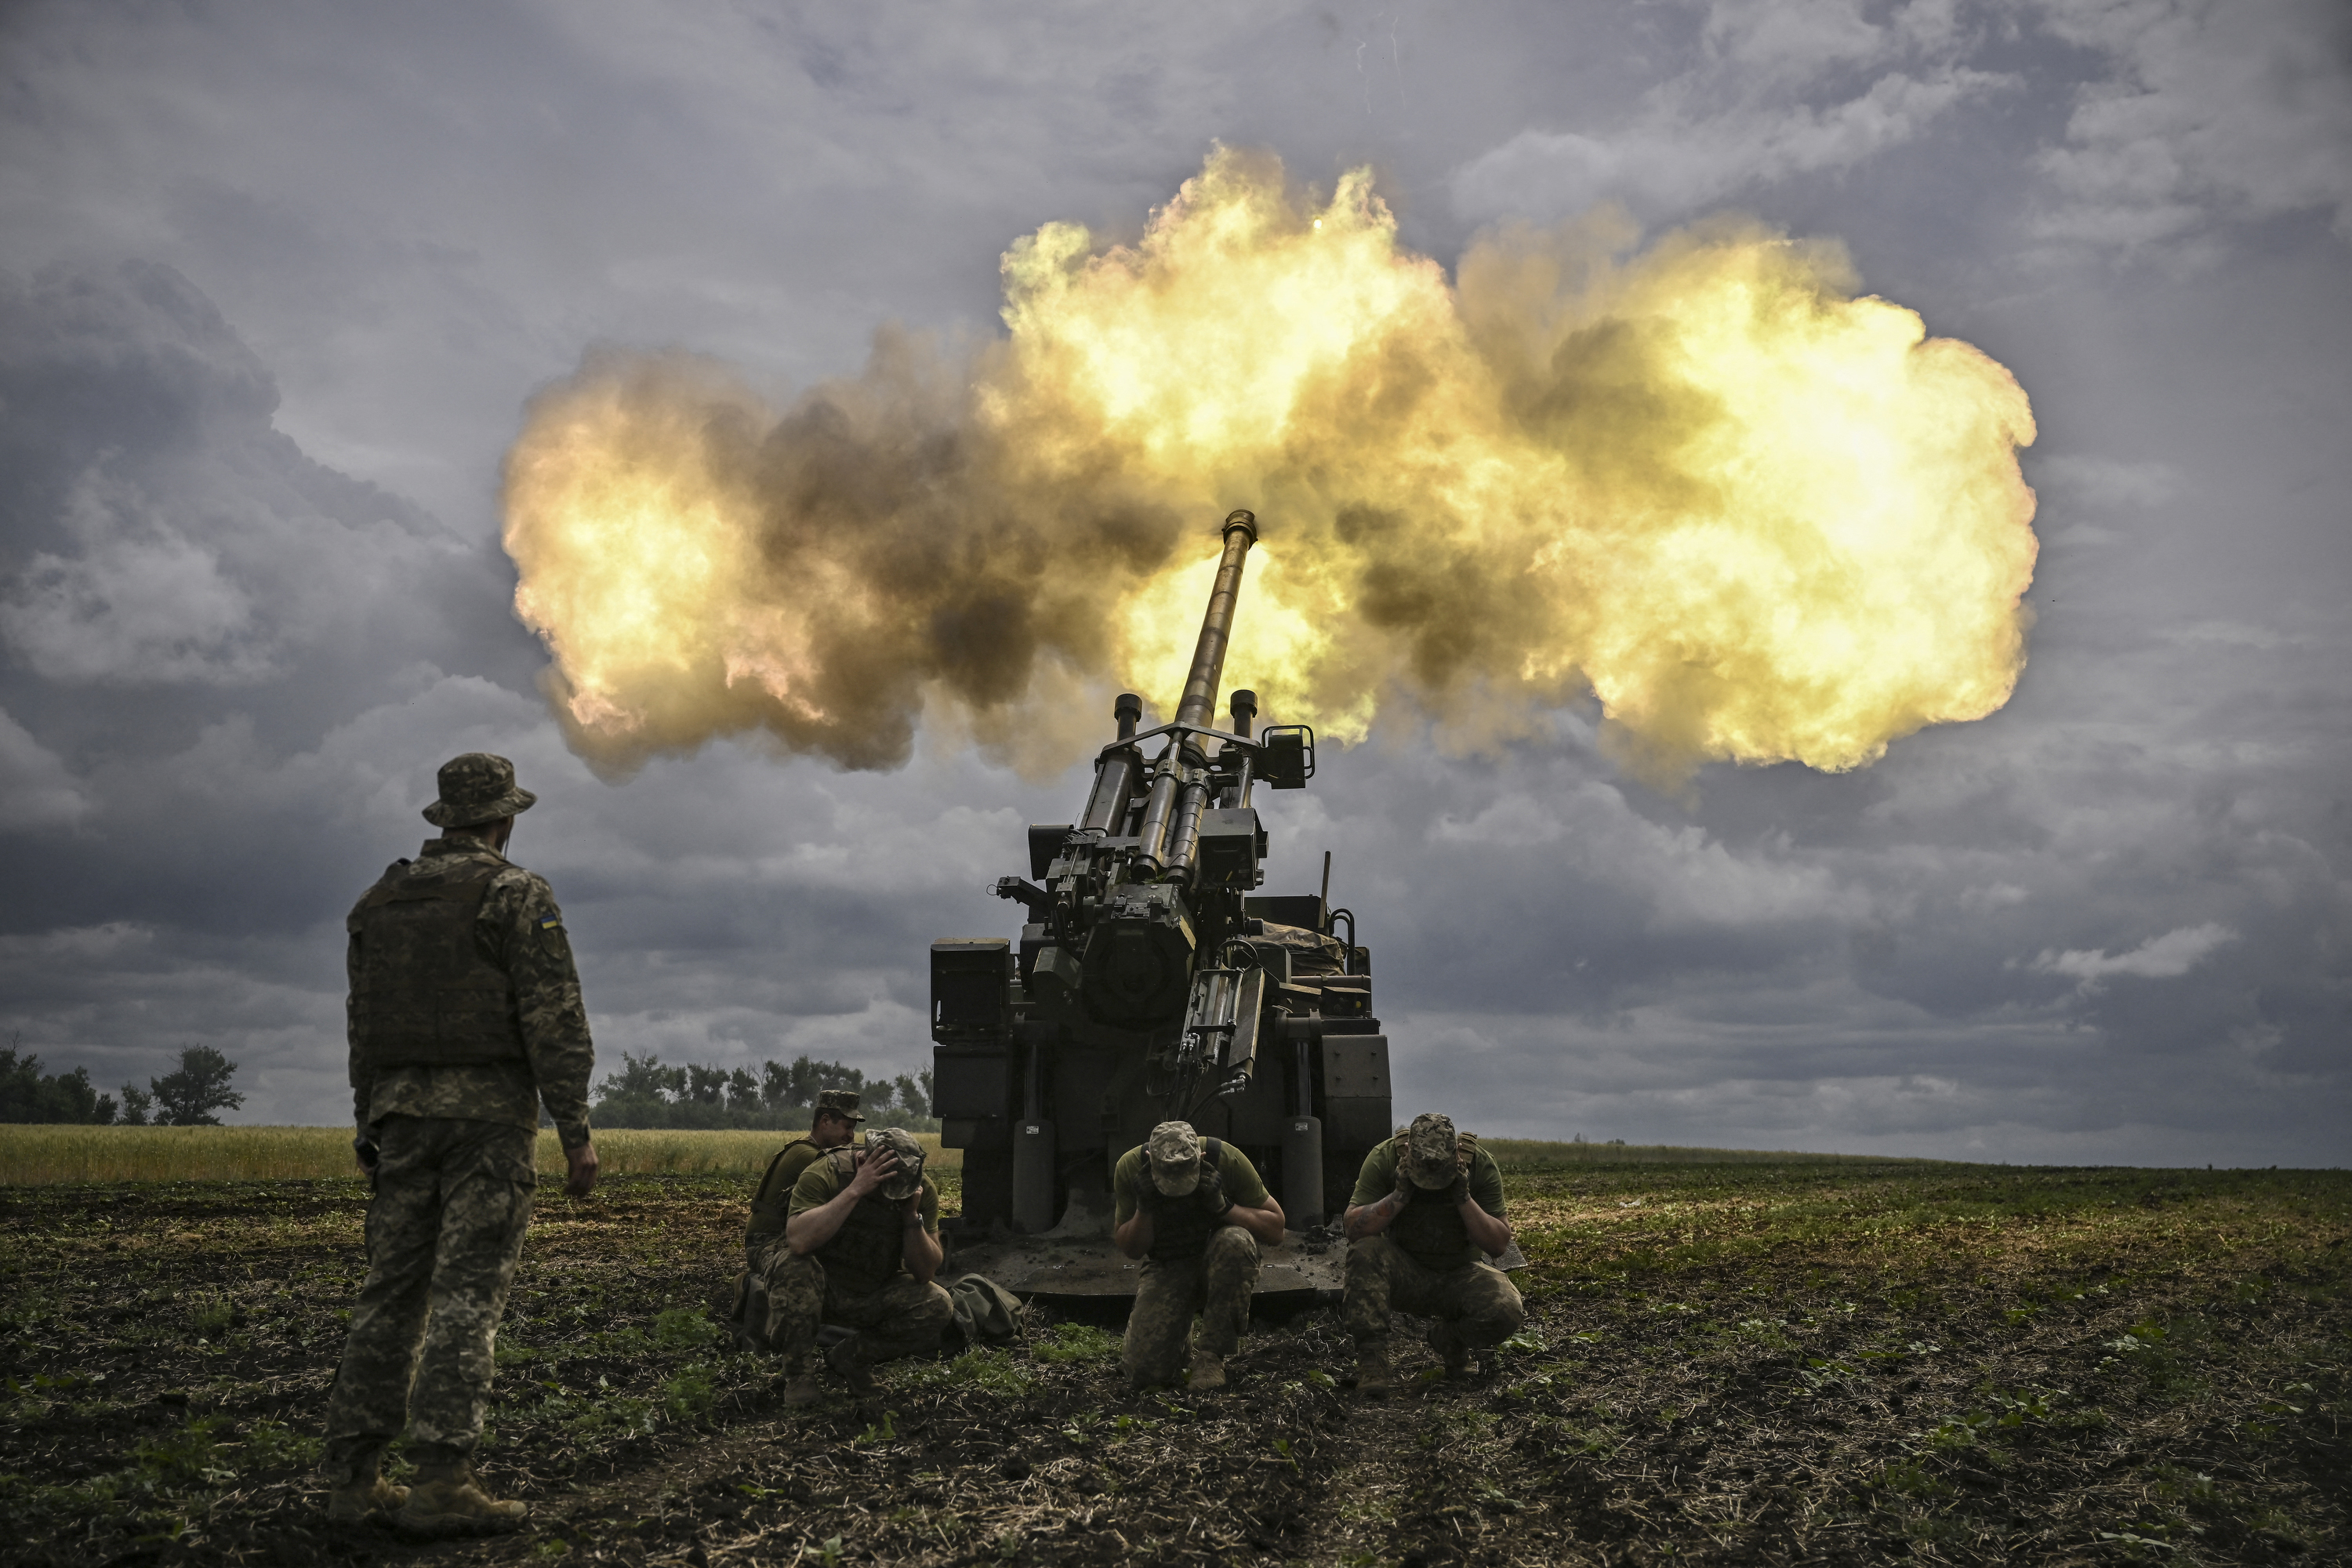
[0, 0, 2345, 1163]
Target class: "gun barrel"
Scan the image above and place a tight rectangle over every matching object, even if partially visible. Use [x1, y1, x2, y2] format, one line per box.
[1174, 511, 1259, 728]
[1135, 510, 1258, 876]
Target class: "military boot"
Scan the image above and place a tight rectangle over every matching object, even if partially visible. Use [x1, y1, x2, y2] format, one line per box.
[325, 1474, 409, 1524]
[826, 1331, 877, 1396]
[1355, 1341, 1392, 1399]
[1188, 1348, 1227, 1391]
[1428, 1320, 1472, 1378]
[775, 1367, 825, 1406]
[394, 1460, 527, 1537]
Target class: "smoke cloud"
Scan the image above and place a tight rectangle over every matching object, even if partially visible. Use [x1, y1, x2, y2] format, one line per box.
[503, 147, 2038, 779]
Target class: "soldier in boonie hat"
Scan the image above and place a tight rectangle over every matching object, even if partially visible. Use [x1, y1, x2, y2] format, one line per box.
[421, 753, 538, 829]
[863, 1126, 927, 1203]
[764, 1123, 952, 1401]
[1339, 1109, 1526, 1398]
[1112, 1120, 1284, 1392]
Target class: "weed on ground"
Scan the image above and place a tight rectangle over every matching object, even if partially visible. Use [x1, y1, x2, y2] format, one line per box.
[0, 1160, 2343, 1564]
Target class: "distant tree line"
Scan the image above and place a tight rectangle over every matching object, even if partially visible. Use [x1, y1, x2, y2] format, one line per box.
[0, 1041, 245, 1126]
[591, 1051, 937, 1132]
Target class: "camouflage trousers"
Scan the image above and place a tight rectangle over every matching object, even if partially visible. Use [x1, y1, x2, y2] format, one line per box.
[321, 1116, 536, 1485]
[756, 1244, 953, 1372]
[1123, 1225, 1258, 1388]
[1342, 1234, 1525, 1349]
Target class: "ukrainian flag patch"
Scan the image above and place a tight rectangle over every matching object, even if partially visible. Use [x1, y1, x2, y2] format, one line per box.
[538, 916, 562, 931]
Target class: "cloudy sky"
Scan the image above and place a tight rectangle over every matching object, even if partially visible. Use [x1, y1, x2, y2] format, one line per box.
[1, 0, 2345, 1165]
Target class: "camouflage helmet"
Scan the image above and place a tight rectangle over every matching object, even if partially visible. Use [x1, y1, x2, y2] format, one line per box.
[864, 1127, 926, 1202]
[814, 1088, 866, 1123]
[422, 753, 538, 829]
[1404, 1112, 1461, 1189]
[1146, 1120, 1204, 1196]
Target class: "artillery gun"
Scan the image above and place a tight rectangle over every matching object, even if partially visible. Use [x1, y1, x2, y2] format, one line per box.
[931, 510, 1390, 1294]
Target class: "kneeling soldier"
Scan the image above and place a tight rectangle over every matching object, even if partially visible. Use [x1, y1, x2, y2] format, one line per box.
[773, 1126, 953, 1400]
[1114, 1120, 1287, 1391]
[736, 1089, 864, 1350]
[1343, 1112, 1523, 1396]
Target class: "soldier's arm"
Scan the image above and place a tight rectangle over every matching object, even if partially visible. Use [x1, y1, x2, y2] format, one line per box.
[1460, 1152, 1512, 1255]
[1344, 1149, 1408, 1240]
[345, 922, 372, 1139]
[1111, 1154, 1155, 1259]
[901, 1182, 943, 1287]
[489, 873, 596, 1153]
[785, 1149, 898, 1254]
[1220, 1153, 1287, 1243]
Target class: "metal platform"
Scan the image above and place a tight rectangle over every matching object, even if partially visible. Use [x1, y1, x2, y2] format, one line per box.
[939, 1188, 1525, 1298]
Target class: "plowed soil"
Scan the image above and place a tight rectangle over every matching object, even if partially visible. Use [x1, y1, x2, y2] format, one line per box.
[3, 1160, 2345, 1565]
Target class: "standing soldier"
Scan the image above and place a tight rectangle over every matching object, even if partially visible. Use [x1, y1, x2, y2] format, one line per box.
[323, 753, 598, 1534]
[1112, 1120, 1287, 1392]
[773, 1126, 954, 1400]
[1342, 1112, 1523, 1397]
[732, 1089, 864, 1352]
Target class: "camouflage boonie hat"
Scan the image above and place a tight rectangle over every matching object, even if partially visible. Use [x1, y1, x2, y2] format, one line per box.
[815, 1089, 865, 1123]
[1146, 1120, 1203, 1196]
[1405, 1112, 1461, 1189]
[422, 753, 538, 828]
[865, 1127, 926, 1202]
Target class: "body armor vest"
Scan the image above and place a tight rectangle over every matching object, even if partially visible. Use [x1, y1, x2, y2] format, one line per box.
[1147, 1137, 1226, 1265]
[814, 1146, 911, 1293]
[348, 857, 528, 1071]
[1386, 1132, 1481, 1271]
[747, 1138, 817, 1238]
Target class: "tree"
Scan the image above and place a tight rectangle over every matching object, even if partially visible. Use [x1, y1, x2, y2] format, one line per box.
[894, 1072, 931, 1121]
[150, 1046, 243, 1127]
[120, 1083, 154, 1126]
[0, 1041, 119, 1124]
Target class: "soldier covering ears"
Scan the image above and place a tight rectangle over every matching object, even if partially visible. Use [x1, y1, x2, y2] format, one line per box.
[1113, 1120, 1287, 1391]
[1342, 1112, 1524, 1396]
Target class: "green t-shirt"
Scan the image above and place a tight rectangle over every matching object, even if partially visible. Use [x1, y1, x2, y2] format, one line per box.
[1350, 1135, 1506, 1271]
[1112, 1138, 1269, 1226]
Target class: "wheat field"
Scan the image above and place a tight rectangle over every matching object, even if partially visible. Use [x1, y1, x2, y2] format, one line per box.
[0, 1125, 959, 1185]
[0, 1125, 1921, 1186]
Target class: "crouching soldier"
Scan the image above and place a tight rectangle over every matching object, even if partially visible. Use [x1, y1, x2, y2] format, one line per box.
[1113, 1120, 1286, 1392]
[735, 1090, 864, 1350]
[1343, 1112, 1523, 1397]
[772, 1126, 953, 1400]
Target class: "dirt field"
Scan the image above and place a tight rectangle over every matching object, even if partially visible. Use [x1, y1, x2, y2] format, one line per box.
[2, 1158, 2344, 1565]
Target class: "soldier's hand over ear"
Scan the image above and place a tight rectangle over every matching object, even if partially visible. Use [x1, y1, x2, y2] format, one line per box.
[1392, 1162, 1418, 1209]
[847, 1147, 900, 1200]
[1437, 1171, 1470, 1208]
[1195, 1161, 1229, 1218]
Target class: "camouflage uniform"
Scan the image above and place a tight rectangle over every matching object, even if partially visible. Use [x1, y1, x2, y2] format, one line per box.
[767, 1138, 953, 1370]
[1343, 1123, 1524, 1356]
[322, 754, 595, 1488]
[1112, 1129, 1271, 1388]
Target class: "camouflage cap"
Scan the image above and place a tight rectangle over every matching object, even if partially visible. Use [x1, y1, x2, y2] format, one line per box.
[814, 1089, 866, 1123]
[1404, 1112, 1461, 1189]
[864, 1126, 926, 1202]
[422, 753, 538, 829]
[1146, 1120, 1203, 1196]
